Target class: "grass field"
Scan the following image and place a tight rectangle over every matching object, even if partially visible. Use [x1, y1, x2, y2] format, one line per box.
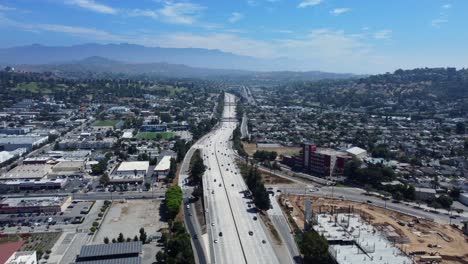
[137, 131, 175, 140]
[14, 82, 52, 94]
[93, 120, 119, 127]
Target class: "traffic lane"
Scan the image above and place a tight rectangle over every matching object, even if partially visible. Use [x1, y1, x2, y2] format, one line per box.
[204, 137, 246, 264]
[215, 133, 279, 264]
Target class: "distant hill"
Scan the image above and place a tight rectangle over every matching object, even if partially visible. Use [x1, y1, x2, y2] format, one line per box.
[0, 43, 277, 71]
[6, 55, 357, 80]
[0, 43, 360, 80]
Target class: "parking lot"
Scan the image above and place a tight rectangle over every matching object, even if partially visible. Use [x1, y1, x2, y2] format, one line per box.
[93, 199, 167, 243]
[0, 200, 95, 230]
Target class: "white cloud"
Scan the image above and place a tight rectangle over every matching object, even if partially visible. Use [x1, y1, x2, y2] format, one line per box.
[374, 29, 392, 39]
[128, 9, 159, 20]
[0, 5, 16, 11]
[229, 12, 244, 23]
[297, 0, 323, 8]
[442, 4, 452, 9]
[65, 0, 117, 14]
[431, 18, 448, 28]
[331, 8, 350, 15]
[158, 2, 205, 25]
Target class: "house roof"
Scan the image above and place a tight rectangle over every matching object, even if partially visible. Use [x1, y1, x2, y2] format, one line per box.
[0, 241, 24, 264]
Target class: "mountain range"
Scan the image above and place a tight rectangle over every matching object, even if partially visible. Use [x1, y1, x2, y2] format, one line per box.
[0, 43, 358, 80]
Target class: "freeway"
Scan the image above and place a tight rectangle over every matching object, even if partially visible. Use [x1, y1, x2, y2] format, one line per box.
[199, 93, 280, 264]
[280, 186, 468, 225]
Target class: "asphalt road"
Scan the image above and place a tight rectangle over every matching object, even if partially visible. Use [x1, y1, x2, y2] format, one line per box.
[268, 189, 301, 264]
[198, 93, 280, 264]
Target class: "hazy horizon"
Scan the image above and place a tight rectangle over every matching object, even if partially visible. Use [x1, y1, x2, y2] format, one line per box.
[1, 0, 467, 73]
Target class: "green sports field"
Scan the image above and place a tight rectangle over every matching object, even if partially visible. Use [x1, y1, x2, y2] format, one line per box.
[137, 132, 175, 140]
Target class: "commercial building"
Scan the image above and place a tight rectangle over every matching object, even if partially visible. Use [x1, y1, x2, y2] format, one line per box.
[0, 135, 48, 151]
[0, 196, 71, 214]
[110, 161, 148, 183]
[0, 178, 67, 191]
[415, 187, 437, 201]
[72, 241, 142, 264]
[0, 148, 26, 164]
[0, 164, 53, 180]
[5, 251, 37, 264]
[303, 143, 351, 177]
[313, 213, 412, 264]
[0, 127, 31, 135]
[346, 146, 367, 159]
[459, 193, 468, 206]
[106, 106, 130, 114]
[58, 138, 116, 150]
[51, 161, 85, 174]
[154, 156, 172, 178]
[140, 124, 167, 132]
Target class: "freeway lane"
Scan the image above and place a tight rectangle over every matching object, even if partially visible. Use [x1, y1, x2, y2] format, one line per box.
[199, 93, 280, 264]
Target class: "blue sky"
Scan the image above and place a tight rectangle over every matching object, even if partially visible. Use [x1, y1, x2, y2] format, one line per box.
[0, 0, 466, 73]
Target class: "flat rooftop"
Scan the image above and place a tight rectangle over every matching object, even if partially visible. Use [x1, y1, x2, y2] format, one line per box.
[116, 161, 149, 172]
[0, 135, 48, 144]
[0, 164, 53, 180]
[0, 196, 68, 207]
[315, 148, 349, 157]
[155, 156, 171, 171]
[314, 213, 412, 264]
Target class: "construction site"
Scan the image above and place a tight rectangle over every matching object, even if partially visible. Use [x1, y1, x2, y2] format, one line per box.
[283, 195, 468, 264]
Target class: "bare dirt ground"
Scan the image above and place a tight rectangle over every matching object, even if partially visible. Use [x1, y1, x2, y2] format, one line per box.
[287, 195, 468, 264]
[243, 143, 301, 157]
[94, 199, 167, 243]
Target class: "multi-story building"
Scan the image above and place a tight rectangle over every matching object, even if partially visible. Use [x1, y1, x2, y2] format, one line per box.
[303, 143, 351, 177]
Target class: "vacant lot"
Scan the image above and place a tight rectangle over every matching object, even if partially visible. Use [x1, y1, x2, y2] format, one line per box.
[93, 120, 119, 127]
[243, 142, 301, 157]
[94, 199, 167, 243]
[137, 132, 175, 140]
[288, 196, 468, 264]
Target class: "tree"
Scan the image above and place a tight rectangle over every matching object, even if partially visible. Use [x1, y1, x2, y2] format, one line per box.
[435, 195, 453, 209]
[103, 237, 109, 244]
[117, 233, 125, 243]
[112, 238, 117, 243]
[165, 186, 183, 220]
[134, 235, 139, 242]
[450, 187, 461, 199]
[139, 227, 148, 244]
[254, 184, 271, 210]
[156, 251, 166, 263]
[299, 230, 331, 264]
[166, 158, 177, 180]
[189, 150, 205, 185]
[160, 113, 172, 123]
[392, 191, 404, 201]
[99, 173, 110, 186]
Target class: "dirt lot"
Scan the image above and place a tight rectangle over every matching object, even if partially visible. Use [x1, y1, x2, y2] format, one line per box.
[94, 199, 167, 243]
[243, 142, 301, 157]
[287, 195, 468, 264]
